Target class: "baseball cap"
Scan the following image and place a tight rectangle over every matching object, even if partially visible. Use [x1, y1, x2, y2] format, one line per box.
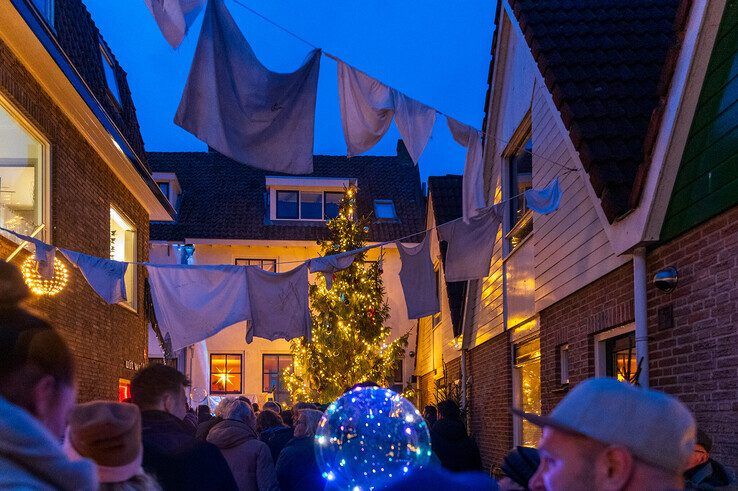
[511, 377, 695, 473]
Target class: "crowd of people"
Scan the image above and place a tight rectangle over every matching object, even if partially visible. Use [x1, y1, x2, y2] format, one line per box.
[1, 259, 736, 490]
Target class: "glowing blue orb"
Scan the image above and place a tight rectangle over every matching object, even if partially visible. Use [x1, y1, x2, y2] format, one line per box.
[315, 387, 431, 490]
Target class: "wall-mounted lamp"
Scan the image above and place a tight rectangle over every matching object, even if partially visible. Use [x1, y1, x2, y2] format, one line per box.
[653, 267, 678, 293]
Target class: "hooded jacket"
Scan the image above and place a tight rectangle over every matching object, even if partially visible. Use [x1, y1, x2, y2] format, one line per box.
[207, 419, 279, 491]
[259, 424, 294, 462]
[140, 410, 237, 490]
[430, 418, 483, 472]
[686, 459, 738, 490]
[275, 436, 324, 491]
[0, 396, 97, 490]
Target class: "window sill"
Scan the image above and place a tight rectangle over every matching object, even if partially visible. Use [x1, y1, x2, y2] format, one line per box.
[552, 383, 570, 394]
[116, 301, 138, 314]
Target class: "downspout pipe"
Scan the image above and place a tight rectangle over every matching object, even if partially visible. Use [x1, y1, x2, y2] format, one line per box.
[633, 247, 649, 387]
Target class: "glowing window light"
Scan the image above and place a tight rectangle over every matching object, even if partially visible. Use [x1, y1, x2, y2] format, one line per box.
[21, 256, 68, 296]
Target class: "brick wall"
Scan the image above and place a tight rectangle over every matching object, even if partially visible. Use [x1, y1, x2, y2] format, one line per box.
[647, 204, 738, 469]
[417, 356, 462, 410]
[539, 263, 635, 412]
[0, 37, 149, 401]
[468, 331, 513, 471]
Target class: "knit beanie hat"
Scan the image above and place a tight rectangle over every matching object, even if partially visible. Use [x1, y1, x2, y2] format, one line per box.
[501, 446, 541, 489]
[64, 401, 143, 483]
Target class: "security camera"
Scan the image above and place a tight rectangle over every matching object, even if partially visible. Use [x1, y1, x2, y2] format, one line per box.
[653, 267, 678, 293]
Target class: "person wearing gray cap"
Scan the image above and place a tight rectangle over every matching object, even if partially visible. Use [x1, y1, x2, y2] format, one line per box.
[512, 377, 696, 491]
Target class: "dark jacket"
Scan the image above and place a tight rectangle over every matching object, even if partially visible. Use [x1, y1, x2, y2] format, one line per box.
[260, 425, 294, 463]
[207, 419, 279, 491]
[686, 459, 738, 490]
[196, 415, 223, 441]
[275, 436, 324, 491]
[140, 410, 237, 491]
[430, 418, 483, 472]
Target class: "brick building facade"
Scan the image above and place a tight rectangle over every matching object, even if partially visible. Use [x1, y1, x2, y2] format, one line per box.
[0, 0, 172, 401]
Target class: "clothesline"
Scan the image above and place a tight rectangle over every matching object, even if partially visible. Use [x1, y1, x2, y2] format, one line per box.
[227, 0, 578, 175]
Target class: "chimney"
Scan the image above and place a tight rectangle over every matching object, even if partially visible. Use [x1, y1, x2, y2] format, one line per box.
[396, 139, 412, 163]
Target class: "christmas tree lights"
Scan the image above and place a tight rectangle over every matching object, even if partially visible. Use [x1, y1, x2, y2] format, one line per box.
[284, 186, 408, 403]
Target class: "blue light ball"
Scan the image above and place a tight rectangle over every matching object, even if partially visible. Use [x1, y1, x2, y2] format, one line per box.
[315, 386, 431, 490]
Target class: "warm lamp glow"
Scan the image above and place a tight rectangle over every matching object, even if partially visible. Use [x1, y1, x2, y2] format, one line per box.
[21, 256, 69, 296]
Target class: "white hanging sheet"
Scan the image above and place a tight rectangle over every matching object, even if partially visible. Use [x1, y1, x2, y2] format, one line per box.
[60, 249, 128, 304]
[146, 264, 251, 351]
[437, 205, 502, 282]
[175, 0, 321, 174]
[307, 251, 359, 290]
[447, 116, 486, 223]
[144, 0, 205, 49]
[397, 234, 440, 319]
[245, 263, 311, 343]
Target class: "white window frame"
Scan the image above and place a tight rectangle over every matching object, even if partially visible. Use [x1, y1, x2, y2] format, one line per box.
[502, 113, 533, 255]
[235, 258, 277, 272]
[594, 323, 636, 378]
[152, 173, 181, 209]
[273, 189, 345, 222]
[0, 94, 51, 245]
[110, 206, 137, 311]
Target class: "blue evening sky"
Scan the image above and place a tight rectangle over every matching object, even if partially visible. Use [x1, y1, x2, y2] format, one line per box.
[83, 0, 496, 181]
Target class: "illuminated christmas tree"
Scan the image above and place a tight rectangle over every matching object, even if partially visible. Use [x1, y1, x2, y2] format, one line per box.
[284, 186, 408, 403]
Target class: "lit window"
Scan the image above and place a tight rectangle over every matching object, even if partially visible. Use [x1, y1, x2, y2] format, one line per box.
[374, 199, 397, 220]
[100, 43, 122, 105]
[506, 135, 533, 249]
[31, 0, 54, 27]
[390, 359, 404, 393]
[324, 192, 343, 219]
[514, 338, 541, 447]
[110, 207, 137, 308]
[263, 354, 292, 401]
[0, 98, 47, 237]
[118, 379, 131, 402]
[605, 332, 637, 383]
[300, 191, 323, 219]
[235, 258, 277, 272]
[276, 190, 299, 219]
[210, 354, 243, 394]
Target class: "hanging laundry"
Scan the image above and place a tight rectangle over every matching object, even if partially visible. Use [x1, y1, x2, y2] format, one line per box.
[1, 228, 56, 279]
[60, 249, 128, 304]
[396, 234, 439, 319]
[447, 117, 485, 223]
[146, 264, 251, 351]
[437, 205, 502, 282]
[392, 89, 436, 164]
[308, 250, 360, 290]
[525, 177, 562, 215]
[175, 0, 321, 174]
[337, 61, 435, 164]
[144, 0, 205, 49]
[245, 263, 311, 343]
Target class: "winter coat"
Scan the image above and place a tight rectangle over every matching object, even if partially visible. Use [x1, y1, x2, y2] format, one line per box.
[275, 436, 324, 491]
[384, 464, 499, 491]
[260, 424, 294, 462]
[140, 410, 238, 491]
[430, 418, 483, 472]
[686, 459, 738, 490]
[207, 419, 279, 491]
[197, 415, 223, 441]
[0, 396, 97, 490]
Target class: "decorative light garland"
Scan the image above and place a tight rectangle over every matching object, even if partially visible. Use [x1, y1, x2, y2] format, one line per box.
[21, 256, 69, 296]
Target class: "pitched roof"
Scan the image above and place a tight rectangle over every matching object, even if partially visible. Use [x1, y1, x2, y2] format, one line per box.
[148, 147, 426, 243]
[509, 0, 689, 221]
[427, 175, 464, 226]
[50, 0, 148, 168]
[427, 174, 467, 337]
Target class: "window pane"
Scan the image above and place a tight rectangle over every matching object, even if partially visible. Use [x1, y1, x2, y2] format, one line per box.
[374, 200, 397, 219]
[263, 355, 278, 373]
[520, 357, 542, 447]
[101, 46, 122, 105]
[278, 355, 293, 371]
[606, 332, 637, 382]
[276, 191, 298, 219]
[509, 137, 533, 229]
[324, 192, 343, 219]
[0, 103, 44, 236]
[110, 208, 136, 307]
[262, 260, 276, 272]
[300, 191, 323, 219]
[158, 181, 170, 197]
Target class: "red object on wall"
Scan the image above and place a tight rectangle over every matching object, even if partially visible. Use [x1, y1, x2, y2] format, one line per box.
[118, 379, 131, 402]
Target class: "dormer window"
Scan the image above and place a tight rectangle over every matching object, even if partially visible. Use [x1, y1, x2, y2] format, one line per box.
[152, 172, 181, 210]
[374, 199, 397, 220]
[267, 176, 353, 222]
[158, 181, 170, 198]
[100, 42, 121, 106]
